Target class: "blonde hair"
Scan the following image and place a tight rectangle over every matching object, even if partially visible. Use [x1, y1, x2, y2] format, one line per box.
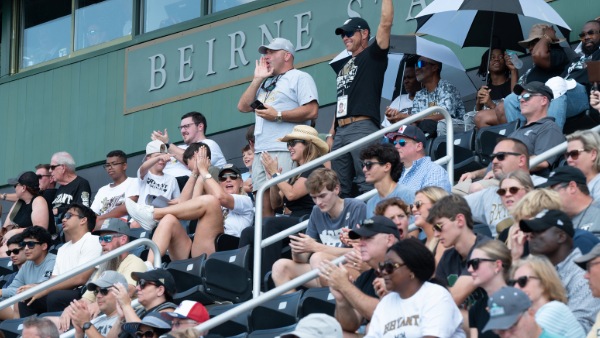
[511, 255, 567, 303]
[511, 189, 561, 222]
[499, 170, 534, 192]
[566, 130, 600, 173]
[415, 186, 449, 252]
[476, 240, 512, 281]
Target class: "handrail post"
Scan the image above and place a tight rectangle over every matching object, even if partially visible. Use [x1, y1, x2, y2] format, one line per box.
[252, 106, 453, 297]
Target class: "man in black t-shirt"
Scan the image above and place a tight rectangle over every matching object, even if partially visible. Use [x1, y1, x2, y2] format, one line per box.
[49, 152, 91, 232]
[327, 0, 393, 198]
[319, 216, 399, 336]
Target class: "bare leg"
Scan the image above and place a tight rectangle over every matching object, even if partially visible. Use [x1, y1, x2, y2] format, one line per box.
[261, 188, 274, 218]
[271, 259, 319, 293]
[475, 109, 500, 128]
[190, 196, 224, 257]
[147, 214, 192, 263]
[494, 101, 507, 124]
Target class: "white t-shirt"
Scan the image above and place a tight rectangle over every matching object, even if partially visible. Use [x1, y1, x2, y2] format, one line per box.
[366, 282, 465, 338]
[91, 177, 139, 215]
[223, 194, 254, 237]
[163, 140, 227, 177]
[52, 232, 102, 276]
[137, 169, 180, 205]
[382, 94, 413, 128]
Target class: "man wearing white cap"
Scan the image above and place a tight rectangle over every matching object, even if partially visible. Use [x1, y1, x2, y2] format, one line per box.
[163, 300, 209, 335]
[280, 313, 343, 338]
[133, 140, 180, 229]
[237, 37, 319, 217]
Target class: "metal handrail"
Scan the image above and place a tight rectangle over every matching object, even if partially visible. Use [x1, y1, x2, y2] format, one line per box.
[0, 238, 161, 311]
[252, 106, 454, 297]
[529, 124, 600, 168]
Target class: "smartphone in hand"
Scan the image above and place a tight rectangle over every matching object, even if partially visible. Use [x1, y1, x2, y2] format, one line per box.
[250, 100, 266, 110]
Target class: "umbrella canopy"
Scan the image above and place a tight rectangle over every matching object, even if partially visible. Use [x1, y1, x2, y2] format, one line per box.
[388, 35, 465, 71]
[415, 0, 571, 52]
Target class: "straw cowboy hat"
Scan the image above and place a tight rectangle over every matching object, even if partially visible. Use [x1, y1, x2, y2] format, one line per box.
[278, 125, 329, 155]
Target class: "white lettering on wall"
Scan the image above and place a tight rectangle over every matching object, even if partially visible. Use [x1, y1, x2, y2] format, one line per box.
[206, 38, 216, 76]
[259, 20, 283, 45]
[295, 11, 312, 51]
[347, 0, 362, 18]
[178, 45, 194, 83]
[229, 31, 249, 70]
[406, 0, 428, 20]
[149, 54, 166, 91]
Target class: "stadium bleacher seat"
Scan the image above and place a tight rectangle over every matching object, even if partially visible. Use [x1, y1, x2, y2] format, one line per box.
[247, 290, 302, 332]
[298, 287, 336, 319]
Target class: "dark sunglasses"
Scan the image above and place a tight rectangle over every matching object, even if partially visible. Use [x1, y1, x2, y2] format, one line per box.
[64, 212, 84, 220]
[135, 330, 156, 338]
[98, 234, 125, 243]
[361, 161, 385, 170]
[432, 222, 445, 233]
[93, 287, 111, 296]
[410, 200, 424, 210]
[496, 186, 524, 197]
[517, 93, 543, 102]
[375, 260, 405, 277]
[490, 152, 521, 161]
[287, 139, 306, 148]
[49, 164, 63, 171]
[564, 148, 587, 160]
[137, 279, 159, 289]
[219, 173, 240, 182]
[37, 174, 51, 179]
[340, 30, 360, 38]
[579, 30, 599, 38]
[20, 241, 42, 249]
[467, 258, 496, 271]
[261, 75, 281, 92]
[416, 60, 435, 69]
[6, 248, 22, 256]
[508, 275, 539, 288]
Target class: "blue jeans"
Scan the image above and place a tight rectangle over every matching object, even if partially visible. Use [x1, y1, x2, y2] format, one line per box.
[503, 83, 590, 129]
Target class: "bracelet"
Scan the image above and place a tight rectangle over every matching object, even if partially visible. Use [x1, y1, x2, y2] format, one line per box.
[325, 134, 333, 139]
[1, 193, 5, 200]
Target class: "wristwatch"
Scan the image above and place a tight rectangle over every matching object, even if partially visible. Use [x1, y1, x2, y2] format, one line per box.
[271, 173, 280, 179]
[203, 173, 213, 181]
[276, 111, 283, 123]
[82, 322, 94, 331]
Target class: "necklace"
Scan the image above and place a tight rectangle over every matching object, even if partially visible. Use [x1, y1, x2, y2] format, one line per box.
[576, 201, 593, 230]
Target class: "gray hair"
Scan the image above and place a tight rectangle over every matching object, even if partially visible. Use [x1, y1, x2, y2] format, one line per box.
[566, 130, 600, 173]
[51, 151, 76, 172]
[23, 318, 59, 338]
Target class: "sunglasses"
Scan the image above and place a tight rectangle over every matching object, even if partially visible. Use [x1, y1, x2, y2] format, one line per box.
[6, 248, 22, 256]
[98, 234, 125, 243]
[416, 60, 434, 69]
[219, 173, 240, 182]
[287, 139, 306, 148]
[375, 260, 405, 277]
[410, 200, 424, 210]
[508, 275, 539, 288]
[496, 186, 524, 197]
[20, 241, 42, 249]
[93, 287, 111, 296]
[340, 30, 360, 38]
[135, 330, 156, 338]
[564, 148, 587, 160]
[467, 258, 496, 271]
[137, 279, 159, 289]
[517, 93, 543, 102]
[49, 164, 63, 171]
[579, 30, 599, 39]
[37, 174, 51, 179]
[64, 212, 84, 220]
[393, 139, 410, 147]
[361, 161, 385, 170]
[490, 152, 521, 161]
[433, 219, 454, 233]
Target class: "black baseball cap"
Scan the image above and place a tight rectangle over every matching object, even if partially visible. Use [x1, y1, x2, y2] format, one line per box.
[536, 166, 587, 188]
[519, 209, 574, 238]
[513, 81, 554, 101]
[335, 17, 370, 35]
[348, 216, 400, 240]
[131, 269, 176, 296]
[7, 171, 39, 190]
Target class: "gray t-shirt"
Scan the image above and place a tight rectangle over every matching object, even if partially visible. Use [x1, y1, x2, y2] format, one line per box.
[508, 117, 565, 169]
[589, 173, 600, 203]
[254, 69, 319, 153]
[572, 203, 600, 237]
[306, 198, 366, 247]
[1, 253, 56, 299]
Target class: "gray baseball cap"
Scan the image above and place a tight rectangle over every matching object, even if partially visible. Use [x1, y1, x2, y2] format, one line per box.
[258, 38, 295, 56]
[574, 243, 600, 270]
[93, 218, 130, 236]
[87, 270, 128, 290]
[280, 313, 342, 338]
[483, 287, 532, 332]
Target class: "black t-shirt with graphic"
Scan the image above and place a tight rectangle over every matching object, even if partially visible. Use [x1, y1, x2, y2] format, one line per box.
[52, 176, 91, 217]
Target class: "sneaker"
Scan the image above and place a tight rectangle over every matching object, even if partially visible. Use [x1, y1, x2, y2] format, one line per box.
[125, 198, 158, 230]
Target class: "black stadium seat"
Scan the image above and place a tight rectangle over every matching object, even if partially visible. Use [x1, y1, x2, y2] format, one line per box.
[207, 302, 249, 337]
[475, 120, 521, 166]
[248, 290, 302, 332]
[298, 287, 336, 318]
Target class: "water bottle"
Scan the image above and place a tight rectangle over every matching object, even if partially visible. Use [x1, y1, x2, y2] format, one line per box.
[507, 51, 523, 70]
